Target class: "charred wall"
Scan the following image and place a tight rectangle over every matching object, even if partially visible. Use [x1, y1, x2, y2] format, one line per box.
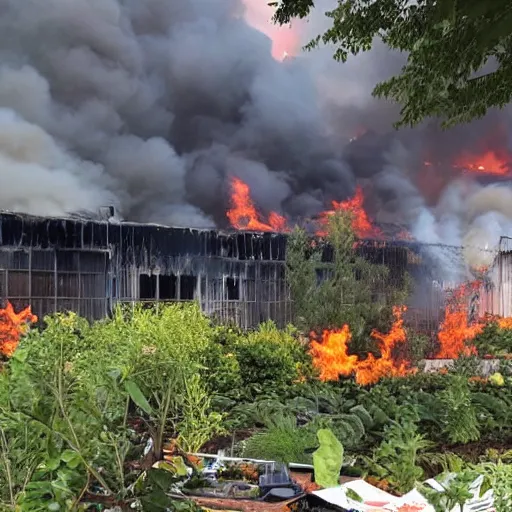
[0, 211, 490, 331]
[0, 212, 290, 327]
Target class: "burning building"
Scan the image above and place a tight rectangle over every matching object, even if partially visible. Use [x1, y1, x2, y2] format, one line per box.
[0, 208, 497, 337]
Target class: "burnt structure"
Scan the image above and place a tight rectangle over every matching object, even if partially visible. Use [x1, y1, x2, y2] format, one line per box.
[0, 212, 290, 327]
[0, 211, 487, 331]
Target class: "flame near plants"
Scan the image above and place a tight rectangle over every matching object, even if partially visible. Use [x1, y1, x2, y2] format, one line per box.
[310, 306, 414, 385]
[317, 186, 382, 239]
[0, 301, 37, 357]
[226, 177, 382, 241]
[436, 282, 483, 359]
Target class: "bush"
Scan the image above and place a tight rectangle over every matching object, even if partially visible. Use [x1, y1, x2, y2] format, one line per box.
[474, 322, 512, 356]
[232, 321, 311, 393]
[0, 303, 223, 507]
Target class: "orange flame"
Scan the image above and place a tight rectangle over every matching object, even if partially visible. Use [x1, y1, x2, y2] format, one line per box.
[497, 317, 512, 329]
[317, 187, 382, 239]
[226, 177, 290, 232]
[454, 150, 511, 176]
[0, 302, 37, 357]
[309, 325, 358, 381]
[436, 282, 482, 358]
[310, 306, 414, 385]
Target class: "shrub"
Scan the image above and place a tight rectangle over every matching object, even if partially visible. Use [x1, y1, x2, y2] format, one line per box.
[473, 322, 512, 356]
[232, 321, 310, 393]
[0, 303, 222, 506]
[202, 326, 243, 395]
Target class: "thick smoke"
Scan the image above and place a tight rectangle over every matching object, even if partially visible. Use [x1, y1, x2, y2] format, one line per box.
[0, 0, 354, 227]
[0, 0, 511, 276]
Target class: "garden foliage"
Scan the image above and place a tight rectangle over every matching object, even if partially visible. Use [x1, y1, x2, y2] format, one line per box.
[285, 211, 410, 354]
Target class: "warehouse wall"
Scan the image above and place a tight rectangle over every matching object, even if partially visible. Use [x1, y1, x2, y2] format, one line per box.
[0, 212, 500, 331]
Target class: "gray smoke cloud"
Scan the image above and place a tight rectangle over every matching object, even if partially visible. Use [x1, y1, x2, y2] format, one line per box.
[0, 0, 355, 228]
[0, 0, 511, 277]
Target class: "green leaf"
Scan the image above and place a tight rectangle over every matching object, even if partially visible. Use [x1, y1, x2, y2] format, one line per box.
[46, 457, 61, 471]
[61, 449, 82, 469]
[153, 456, 189, 477]
[47, 503, 61, 511]
[313, 428, 343, 488]
[124, 379, 153, 415]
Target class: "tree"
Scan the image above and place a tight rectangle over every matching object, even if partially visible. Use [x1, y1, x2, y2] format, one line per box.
[269, 0, 512, 128]
[285, 211, 410, 354]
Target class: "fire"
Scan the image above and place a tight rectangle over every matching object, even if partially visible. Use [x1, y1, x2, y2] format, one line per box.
[0, 301, 37, 357]
[497, 317, 512, 329]
[317, 186, 382, 239]
[226, 177, 290, 232]
[436, 282, 483, 359]
[310, 306, 413, 385]
[454, 150, 511, 176]
[309, 325, 358, 381]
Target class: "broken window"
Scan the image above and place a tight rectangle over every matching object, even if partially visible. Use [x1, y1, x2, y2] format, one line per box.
[139, 274, 157, 300]
[179, 275, 196, 300]
[159, 275, 177, 300]
[226, 277, 240, 300]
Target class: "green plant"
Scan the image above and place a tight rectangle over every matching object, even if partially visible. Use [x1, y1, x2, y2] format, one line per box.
[362, 407, 431, 494]
[419, 470, 478, 512]
[312, 429, 343, 488]
[474, 322, 512, 356]
[138, 468, 203, 512]
[451, 354, 482, 377]
[176, 375, 225, 453]
[476, 460, 512, 512]
[242, 415, 317, 464]
[404, 329, 431, 364]
[232, 321, 309, 393]
[285, 212, 410, 354]
[437, 376, 480, 444]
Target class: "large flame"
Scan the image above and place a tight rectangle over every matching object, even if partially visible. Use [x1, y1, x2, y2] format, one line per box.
[317, 187, 382, 239]
[454, 149, 511, 176]
[227, 177, 290, 232]
[310, 306, 413, 385]
[226, 178, 383, 239]
[436, 281, 483, 359]
[0, 301, 37, 357]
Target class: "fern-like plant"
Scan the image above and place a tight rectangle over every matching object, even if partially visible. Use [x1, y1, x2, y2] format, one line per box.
[242, 415, 316, 464]
[437, 377, 480, 444]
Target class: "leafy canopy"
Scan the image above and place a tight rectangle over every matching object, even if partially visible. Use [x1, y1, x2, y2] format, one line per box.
[269, 0, 512, 128]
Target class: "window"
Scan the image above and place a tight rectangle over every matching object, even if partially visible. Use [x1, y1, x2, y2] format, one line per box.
[179, 275, 196, 300]
[159, 275, 177, 300]
[139, 274, 157, 300]
[226, 277, 240, 300]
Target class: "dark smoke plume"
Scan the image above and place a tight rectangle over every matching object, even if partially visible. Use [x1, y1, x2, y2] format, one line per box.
[0, 0, 511, 274]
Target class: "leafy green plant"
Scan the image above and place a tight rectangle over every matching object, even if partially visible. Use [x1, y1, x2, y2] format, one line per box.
[450, 354, 482, 377]
[313, 429, 343, 488]
[285, 211, 410, 354]
[362, 407, 431, 494]
[476, 460, 512, 512]
[176, 375, 225, 453]
[474, 322, 512, 356]
[418, 470, 478, 512]
[232, 321, 309, 393]
[437, 376, 480, 444]
[404, 329, 431, 364]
